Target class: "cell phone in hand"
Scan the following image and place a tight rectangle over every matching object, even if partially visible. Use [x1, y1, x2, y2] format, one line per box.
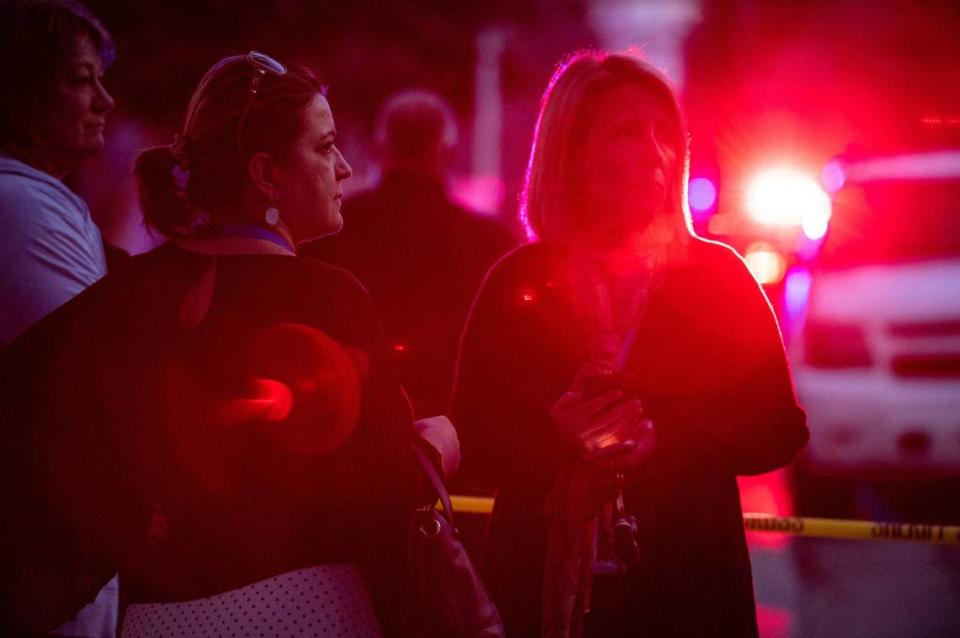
[581, 371, 639, 461]
[583, 437, 638, 461]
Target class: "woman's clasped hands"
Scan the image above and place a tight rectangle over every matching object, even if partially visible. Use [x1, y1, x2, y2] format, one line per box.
[549, 363, 656, 470]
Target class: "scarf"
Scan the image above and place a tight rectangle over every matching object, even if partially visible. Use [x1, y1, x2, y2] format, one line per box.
[541, 245, 662, 638]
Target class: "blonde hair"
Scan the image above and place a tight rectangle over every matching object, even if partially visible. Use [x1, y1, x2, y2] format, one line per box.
[519, 50, 693, 252]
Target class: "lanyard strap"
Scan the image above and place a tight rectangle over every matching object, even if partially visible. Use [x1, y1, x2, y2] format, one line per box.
[172, 225, 295, 330]
[175, 224, 296, 257]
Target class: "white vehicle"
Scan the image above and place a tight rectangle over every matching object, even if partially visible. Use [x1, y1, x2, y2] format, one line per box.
[790, 150, 960, 515]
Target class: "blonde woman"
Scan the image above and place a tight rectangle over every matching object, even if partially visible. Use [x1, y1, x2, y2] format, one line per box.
[452, 51, 808, 637]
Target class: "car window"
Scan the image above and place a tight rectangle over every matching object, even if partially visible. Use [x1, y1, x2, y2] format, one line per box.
[820, 179, 960, 268]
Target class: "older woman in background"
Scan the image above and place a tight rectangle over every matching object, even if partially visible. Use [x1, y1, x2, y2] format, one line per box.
[0, 0, 115, 348]
[452, 51, 808, 637]
[0, 1, 118, 635]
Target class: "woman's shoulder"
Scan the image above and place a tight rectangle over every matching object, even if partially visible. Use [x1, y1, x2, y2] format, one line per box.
[295, 254, 372, 295]
[0, 162, 88, 231]
[682, 236, 757, 287]
[674, 237, 776, 324]
[484, 240, 566, 282]
[112, 246, 371, 308]
[687, 235, 745, 267]
[266, 254, 385, 322]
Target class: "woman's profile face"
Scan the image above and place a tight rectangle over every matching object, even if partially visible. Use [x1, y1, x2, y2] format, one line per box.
[273, 93, 353, 245]
[31, 34, 114, 169]
[569, 81, 678, 243]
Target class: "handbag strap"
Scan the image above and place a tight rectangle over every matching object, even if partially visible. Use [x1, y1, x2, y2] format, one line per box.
[412, 444, 456, 528]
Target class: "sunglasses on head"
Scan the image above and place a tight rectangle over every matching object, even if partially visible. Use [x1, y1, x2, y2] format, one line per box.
[236, 51, 288, 159]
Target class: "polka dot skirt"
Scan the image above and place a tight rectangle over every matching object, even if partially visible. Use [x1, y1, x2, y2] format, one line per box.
[120, 564, 382, 637]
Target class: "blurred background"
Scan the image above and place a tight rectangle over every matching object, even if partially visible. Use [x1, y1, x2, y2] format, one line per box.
[75, 1, 960, 636]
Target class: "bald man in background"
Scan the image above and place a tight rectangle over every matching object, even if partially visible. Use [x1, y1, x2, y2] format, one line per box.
[303, 90, 515, 418]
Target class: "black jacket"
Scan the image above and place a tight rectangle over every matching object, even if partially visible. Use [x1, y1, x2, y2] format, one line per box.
[452, 238, 808, 637]
[0, 244, 421, 633]
[303, 171, 515, 418]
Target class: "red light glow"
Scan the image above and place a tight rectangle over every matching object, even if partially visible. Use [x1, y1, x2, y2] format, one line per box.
[162, 323, 366, 498]
[688, 177, 717, 212]
[755, 604, 792, 638]
[245, 323, 364, 456]
[744, 242, 787, 285]
[739, 468, 794, 550]
[209, 379, 293, 426]
[921, 115, 960, 126]
[449, 175, 505, 215]
[820, 160, 846, 193]
[248, 378, 294, 421]
[745, 168, 831, 237]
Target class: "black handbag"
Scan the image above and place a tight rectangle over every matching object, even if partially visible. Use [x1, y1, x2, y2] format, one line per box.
[406, 444, 504, 638]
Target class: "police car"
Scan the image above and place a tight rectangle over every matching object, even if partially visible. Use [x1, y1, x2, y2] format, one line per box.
[789, 149, 960, 517]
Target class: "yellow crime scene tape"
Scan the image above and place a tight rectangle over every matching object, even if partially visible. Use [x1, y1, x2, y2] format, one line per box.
[448, 495, 960, 546]
[742, 513, 960, 545]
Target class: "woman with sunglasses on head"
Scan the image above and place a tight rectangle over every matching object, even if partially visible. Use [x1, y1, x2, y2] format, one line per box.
[451, 51, 808, 637]
[0, 52, 430, 636]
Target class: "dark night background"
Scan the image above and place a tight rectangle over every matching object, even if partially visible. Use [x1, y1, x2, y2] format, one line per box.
[76, 0, 960, 251]
[56, 3, 960, 636]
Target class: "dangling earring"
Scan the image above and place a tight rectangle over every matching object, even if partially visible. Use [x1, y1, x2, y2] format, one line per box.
[264, 205, 280, 226]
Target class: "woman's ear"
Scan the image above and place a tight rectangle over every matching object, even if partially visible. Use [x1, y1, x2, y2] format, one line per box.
[247, 151, 280, 202]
